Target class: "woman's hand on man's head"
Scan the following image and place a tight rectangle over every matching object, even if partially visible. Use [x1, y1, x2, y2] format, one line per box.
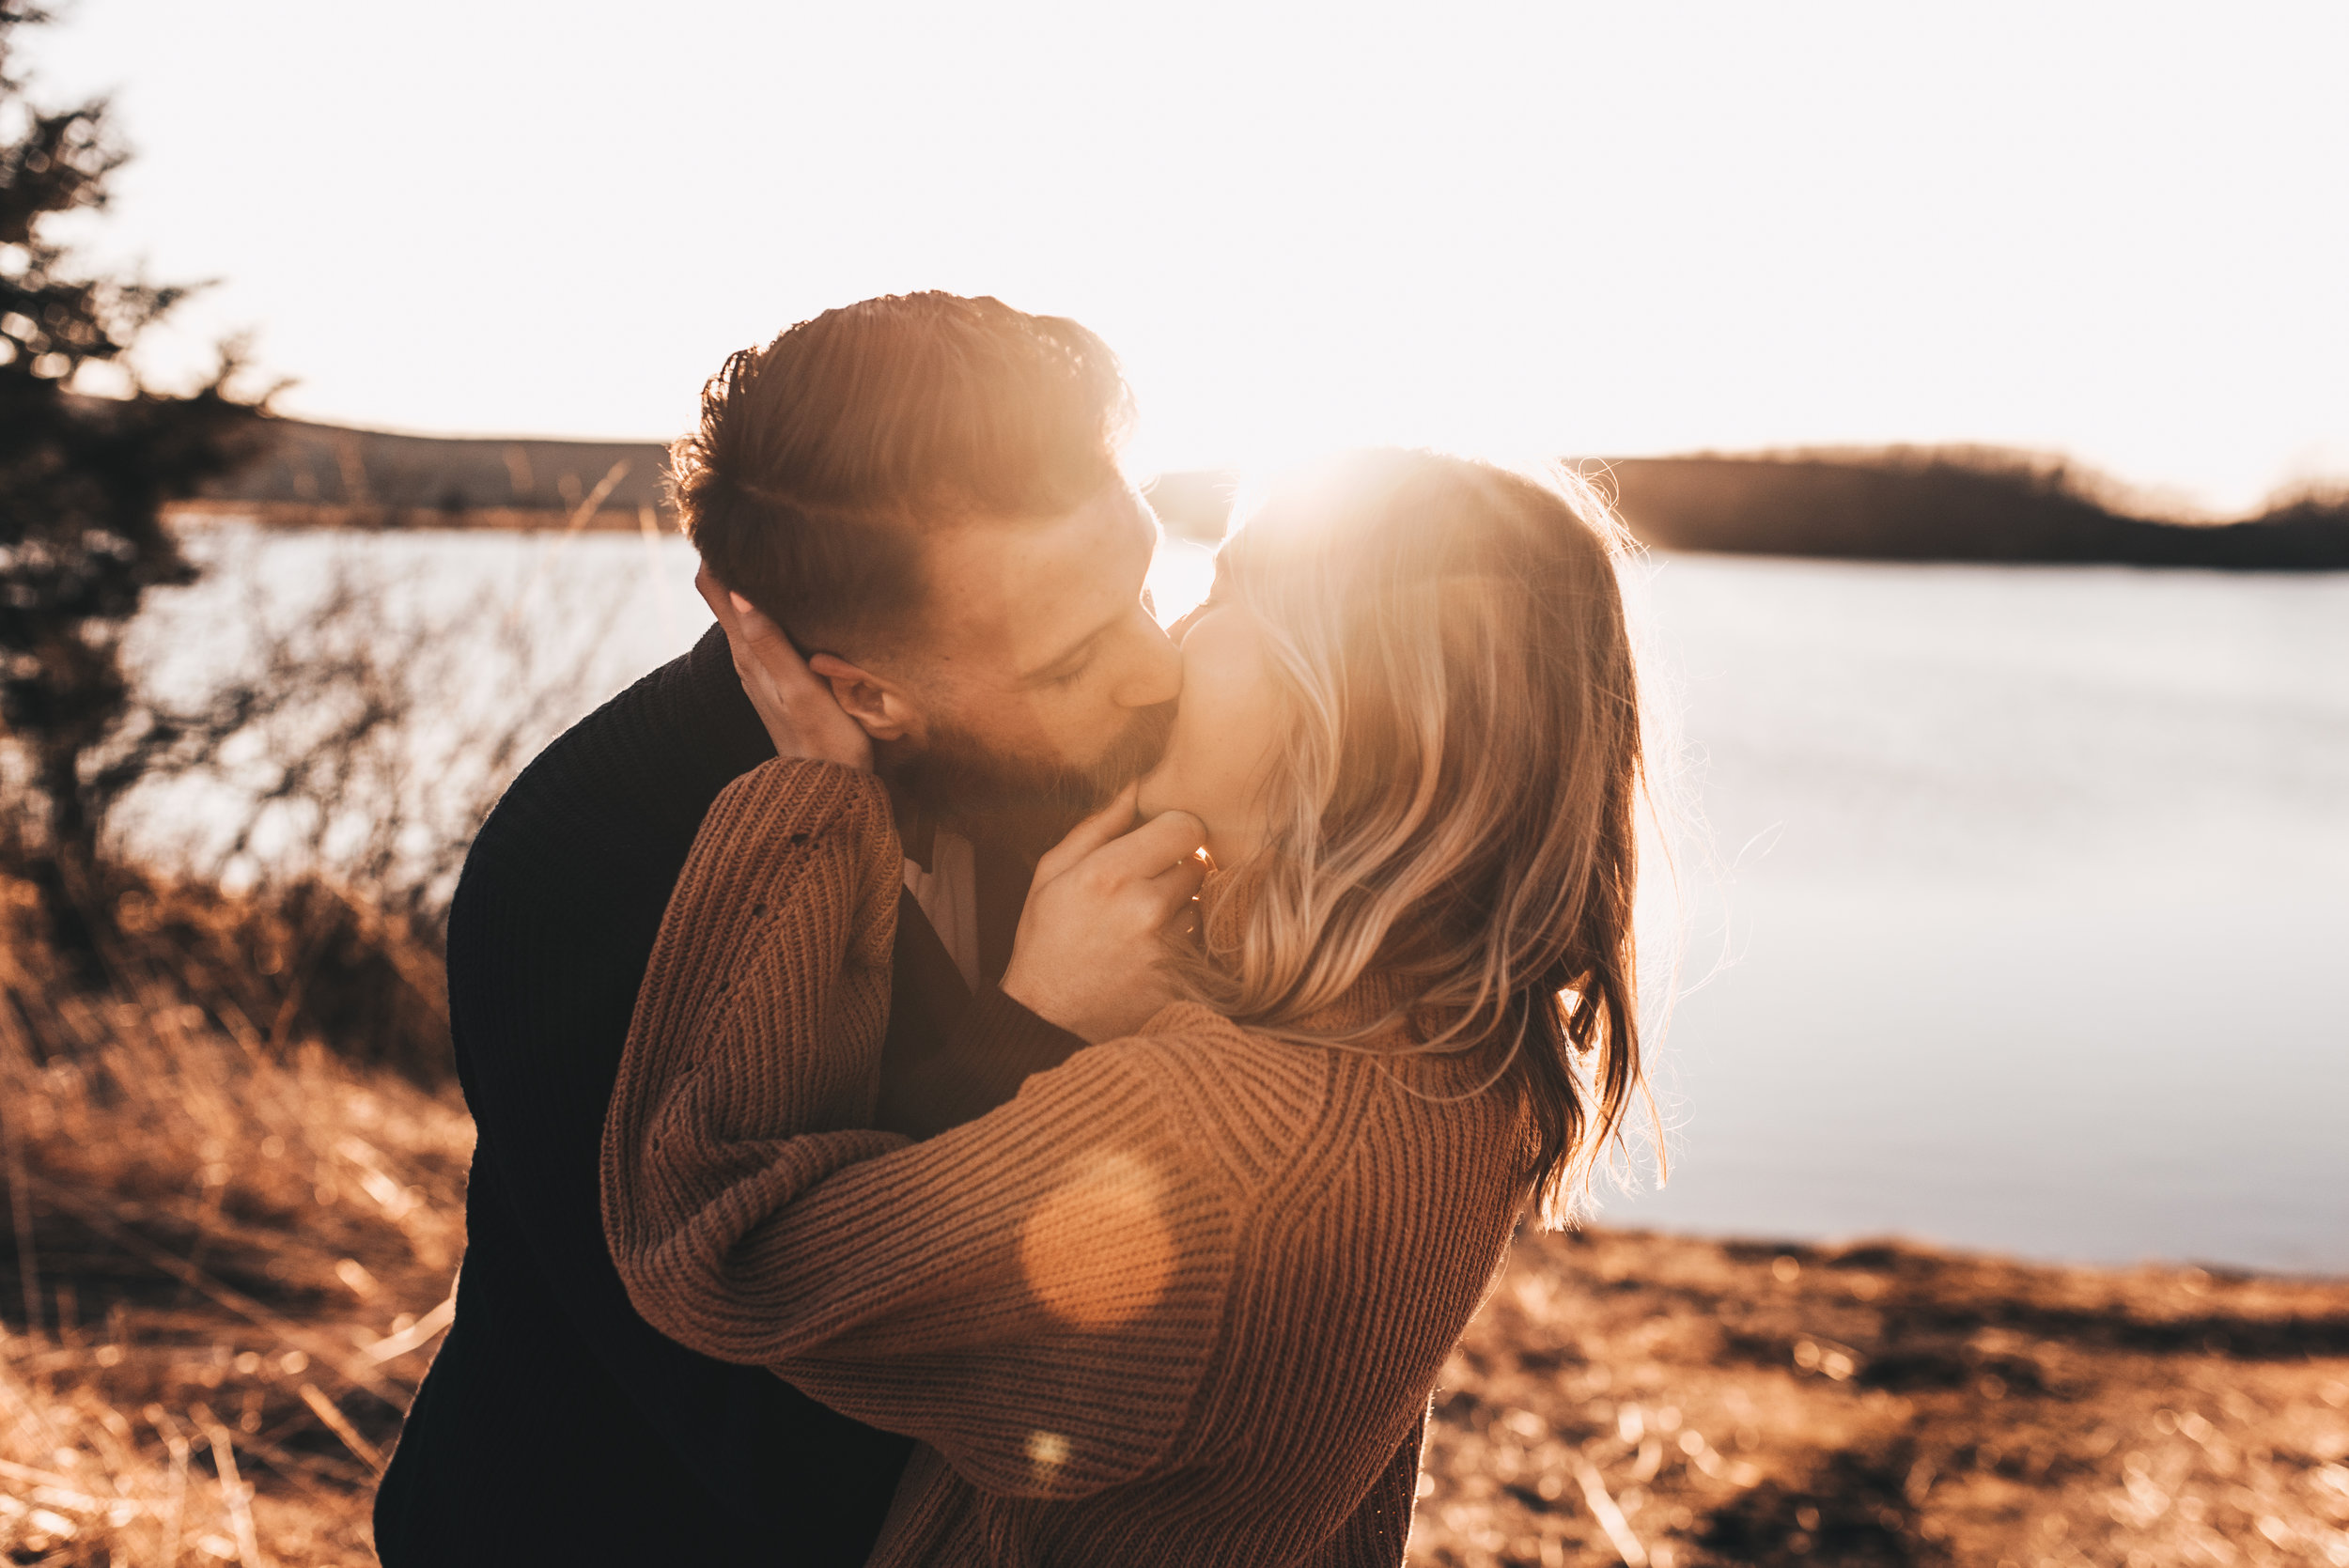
[698, 564, 875, 773]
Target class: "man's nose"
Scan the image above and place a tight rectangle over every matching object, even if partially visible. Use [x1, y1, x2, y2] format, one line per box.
[1112, 613, 1184, 709]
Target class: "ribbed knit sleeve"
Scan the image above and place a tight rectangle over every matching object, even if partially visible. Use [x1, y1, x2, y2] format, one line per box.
[602, 758, 1244, 1501]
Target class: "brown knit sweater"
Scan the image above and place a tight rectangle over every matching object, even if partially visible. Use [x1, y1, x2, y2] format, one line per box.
[602, 759, 1532, 1567]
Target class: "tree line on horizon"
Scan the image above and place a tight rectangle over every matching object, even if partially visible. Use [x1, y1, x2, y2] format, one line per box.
[189, 417, 2349, 571]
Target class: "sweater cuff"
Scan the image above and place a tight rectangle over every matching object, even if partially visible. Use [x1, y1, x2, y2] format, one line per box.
[919, 983, 1087, 1138]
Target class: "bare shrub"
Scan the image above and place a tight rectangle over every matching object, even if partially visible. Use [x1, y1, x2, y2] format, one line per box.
[0, 531, 632, 1081]
[99, 537, 621, 929]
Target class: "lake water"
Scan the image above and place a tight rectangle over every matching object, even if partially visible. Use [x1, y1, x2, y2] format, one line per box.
[1630, 557, 2348, 1275]
[133, 528, 2349, 1274]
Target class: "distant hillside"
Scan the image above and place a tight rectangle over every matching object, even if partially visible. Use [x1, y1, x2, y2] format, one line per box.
[1602, 448, 2349, 571]
[180, 419, 2349, 569]
[183, 418, 674, 529]
[181, 419, 1243, 542]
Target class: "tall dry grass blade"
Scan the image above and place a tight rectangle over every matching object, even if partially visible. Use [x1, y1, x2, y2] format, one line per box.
[503, 457, 632, 630]
[1574, 1452, 1648, 1566]
[0, 1453, 85, 1491]
[216, 1426, 373, 1498]
[27, 1175, 405, 1407]
[639, 503, 680, 644]
[193, 1403, 267, 1568]
[161, 1427, 190, 1568]
[357, 1289, 454, 1364]
[294, 1382, 383, 1473]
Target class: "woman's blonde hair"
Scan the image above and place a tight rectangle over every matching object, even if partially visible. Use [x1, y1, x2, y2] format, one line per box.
[1181, 450, 1650, 1227]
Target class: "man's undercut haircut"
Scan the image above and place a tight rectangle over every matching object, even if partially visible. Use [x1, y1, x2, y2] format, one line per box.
[674, 292, 1136, 651]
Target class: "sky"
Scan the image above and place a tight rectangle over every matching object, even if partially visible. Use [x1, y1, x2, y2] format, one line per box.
[23, 1, 2349, 516]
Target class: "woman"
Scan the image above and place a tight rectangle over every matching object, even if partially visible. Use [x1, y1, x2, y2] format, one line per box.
[602, 449, 1651, 1566]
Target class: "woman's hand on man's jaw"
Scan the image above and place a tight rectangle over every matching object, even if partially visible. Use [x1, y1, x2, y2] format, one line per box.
[1001, 784, 1210, 1045]
[698, 565, 875, 772]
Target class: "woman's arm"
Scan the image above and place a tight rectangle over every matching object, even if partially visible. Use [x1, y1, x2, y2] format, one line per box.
[602, 758, 1244, 1498]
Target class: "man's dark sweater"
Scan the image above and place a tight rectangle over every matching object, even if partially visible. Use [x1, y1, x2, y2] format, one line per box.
[372, 627, 1085, 1565]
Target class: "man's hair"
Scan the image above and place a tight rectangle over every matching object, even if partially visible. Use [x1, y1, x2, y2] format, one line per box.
[673, 292, 1134, 649]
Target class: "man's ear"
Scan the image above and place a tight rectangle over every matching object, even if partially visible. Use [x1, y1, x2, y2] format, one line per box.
[806, 653, 921, 743]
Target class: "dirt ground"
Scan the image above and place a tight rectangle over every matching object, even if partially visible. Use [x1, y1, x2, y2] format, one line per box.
[1409, 1227, 2349, 1568]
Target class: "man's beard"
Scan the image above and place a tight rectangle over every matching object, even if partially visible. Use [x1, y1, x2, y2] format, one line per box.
[890, 701, 1177, 840]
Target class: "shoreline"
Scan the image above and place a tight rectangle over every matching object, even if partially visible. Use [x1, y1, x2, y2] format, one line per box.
[1413, 1225, 2349, 1567]
[1602, 1224, 2349, 1291]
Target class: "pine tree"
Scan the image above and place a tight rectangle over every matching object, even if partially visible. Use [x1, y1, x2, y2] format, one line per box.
[0, 0, 261, 954]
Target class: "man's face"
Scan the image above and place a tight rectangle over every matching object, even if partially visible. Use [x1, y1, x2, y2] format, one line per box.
[883, 483, 1183, 827]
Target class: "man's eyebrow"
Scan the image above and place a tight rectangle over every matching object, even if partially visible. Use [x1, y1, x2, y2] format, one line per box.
[1018, 497, 1159, 685]
[1019, 615, 1119, 685]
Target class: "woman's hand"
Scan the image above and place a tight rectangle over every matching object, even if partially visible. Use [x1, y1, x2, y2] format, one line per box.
[697, 565, 873, 772]
[1002, 785, 1209, 1044]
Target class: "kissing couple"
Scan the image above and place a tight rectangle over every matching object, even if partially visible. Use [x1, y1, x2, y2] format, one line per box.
[372, 292, 1651, 1567]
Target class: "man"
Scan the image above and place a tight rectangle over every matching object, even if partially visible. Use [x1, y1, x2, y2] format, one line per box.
[374, 294, 1198, 1564]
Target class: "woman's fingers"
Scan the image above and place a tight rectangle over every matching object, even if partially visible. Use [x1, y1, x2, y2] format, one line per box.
[1091, 809, 1208, 885]
[725, 592, 822, 693]
[1034, 783, 1142, 885]
[1036, 803, 1206, 905]
[1003, 795, 1205, 1043]
[1151, 851, 1208, 901]
[696, 564, 872, 770]
[1140, 836, 1207, 930]
[695, 563, 740, 638]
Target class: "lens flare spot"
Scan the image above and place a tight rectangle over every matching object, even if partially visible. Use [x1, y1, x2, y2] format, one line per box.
[1018, 1150, 1174, 1331]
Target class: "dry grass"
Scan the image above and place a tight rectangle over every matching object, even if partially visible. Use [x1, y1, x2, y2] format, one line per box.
[6, 863, 2348, 1567]
[1411, 1228, 2349, 1568]
[0, 869, 465, 1566]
